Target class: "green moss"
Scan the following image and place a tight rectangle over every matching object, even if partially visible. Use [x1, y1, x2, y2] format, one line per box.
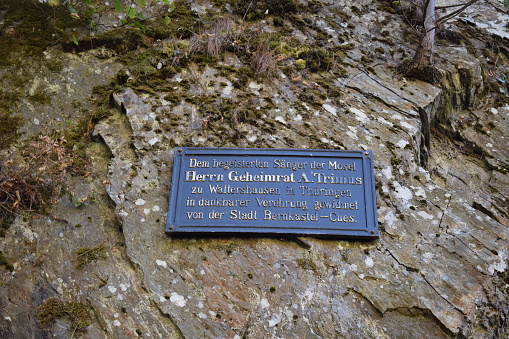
[296, 257, 318, 271]
[45, 56, 65, 73]
[0, 88, 22, 111]
[295, 59, 306, 69]
[0, 0, 79, 65]
[36, 297, 92, 334]
[0, 112, 23, 150]
[73, 242, 106, 269]
[144, 3, 198, 40]
[391, 157, 402, 166]
[232, 0, 299, 20]
[28, 89, 51, 105]
[0, 251, 14, 272]
[256, 33, 309, 58]
[298, 49, 337, 72]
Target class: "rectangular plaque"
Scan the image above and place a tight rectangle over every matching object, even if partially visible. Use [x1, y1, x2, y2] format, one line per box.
[166, 148, 378, 239]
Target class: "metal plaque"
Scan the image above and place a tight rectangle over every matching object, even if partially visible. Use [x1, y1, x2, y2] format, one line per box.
[166, 148, 378, 239]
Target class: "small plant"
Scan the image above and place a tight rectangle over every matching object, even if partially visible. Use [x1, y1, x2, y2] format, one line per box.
[45, 0, 175, 40]
[36, 297, 92, 335]
[0, 133, 81, 227]
[0, 251, 14, 272]
[0, 111, 23, 150]
[73, 240, 107, 269]
[233, 0, 299, 20]
[189, 16, 234, 58]
[251, 43, 278, 78]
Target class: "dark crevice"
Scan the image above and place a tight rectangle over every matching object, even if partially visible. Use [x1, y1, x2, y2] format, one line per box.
[385, 248, 420, 273]
[418, 107, 431, 167]
[419, 273, 463, 317]
[472, 201, 501, 225]
[346, 288, 384, 317]
[62, 32, 147, 54]
[384, 306, 458, 338]
[445, 232, 490, 268]
[447, 172, 468, 186]
[149, 298, 185, 338]
[344, 82, 415, 119]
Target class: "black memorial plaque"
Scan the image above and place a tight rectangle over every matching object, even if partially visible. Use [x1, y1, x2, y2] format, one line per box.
[166, 148, 378, 239]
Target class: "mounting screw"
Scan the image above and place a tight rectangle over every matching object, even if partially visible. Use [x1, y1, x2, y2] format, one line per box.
[365, 152, 369, 156]
[178, 149, 183, 153]
[370, 230, 375, 234]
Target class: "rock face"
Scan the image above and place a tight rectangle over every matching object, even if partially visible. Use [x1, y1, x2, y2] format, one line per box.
[1, 1, 509, 338]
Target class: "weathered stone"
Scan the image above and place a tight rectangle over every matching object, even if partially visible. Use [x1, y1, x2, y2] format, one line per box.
[1, 0, 508, 338]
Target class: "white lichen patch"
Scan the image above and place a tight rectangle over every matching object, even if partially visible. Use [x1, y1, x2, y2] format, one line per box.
[381, 166, 392, 179]
[268, 314, 282, 327]
[260, 298, 270, 308]
[135, 199, 146, 206]
[364, 256, 374, 268]
[148, 137, 159, 146]
[423, 252, 434, 263]
[488, 251, 507, 275]
[412, 186, 426, 198]
[377, 116, 392, 126]
[383, 210, 396, 228]
[156, 259, 168, 268]
[396, 140, 408, 148]
[392, 181, 413, 208]
[247, 135, 257, 143]
[275, 116, 286, 124]
[400, 121, 417, 133]
[346, 126, 358, 140]
[323, 103, 337, 116]
[248, 81, 262, 95]
[170, 292, 187, 307]
[108, 285, 117, 294]
[221, 81, 233, 97]
[417, 211, 434, 220]
[349, 107, 368, 123]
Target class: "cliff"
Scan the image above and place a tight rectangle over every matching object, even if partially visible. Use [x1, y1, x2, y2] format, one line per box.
[0, 0, 508, 338]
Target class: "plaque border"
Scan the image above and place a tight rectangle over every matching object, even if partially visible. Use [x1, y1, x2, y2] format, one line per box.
[166, 147, 378, 239]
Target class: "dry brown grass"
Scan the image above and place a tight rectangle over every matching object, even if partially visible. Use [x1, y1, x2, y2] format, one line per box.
[189, 16, 234, 58]
[0, 134, 78, 224]
[251, 43, 278, 78]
